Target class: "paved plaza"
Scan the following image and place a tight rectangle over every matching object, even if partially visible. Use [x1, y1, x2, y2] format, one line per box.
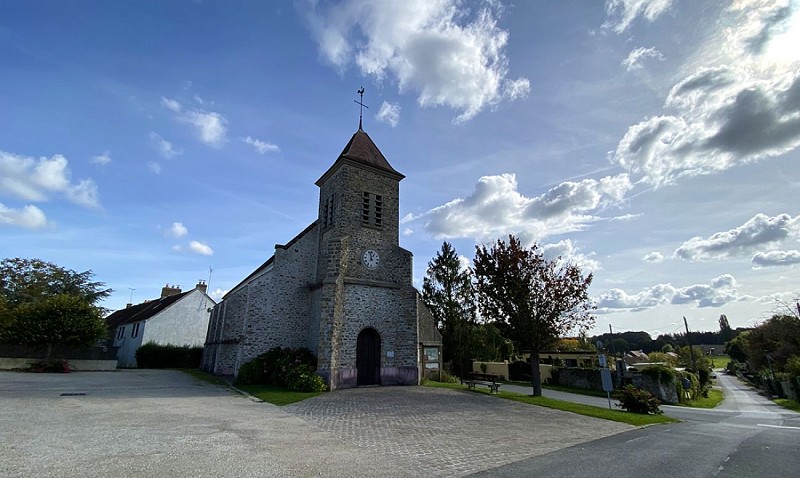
[0, 370, 633, 477]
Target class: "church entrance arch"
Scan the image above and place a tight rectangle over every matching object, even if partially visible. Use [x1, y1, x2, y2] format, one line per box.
[356, 327, 381, 386]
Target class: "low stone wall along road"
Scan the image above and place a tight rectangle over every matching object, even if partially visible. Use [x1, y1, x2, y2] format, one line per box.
[0, 370, 632, 477]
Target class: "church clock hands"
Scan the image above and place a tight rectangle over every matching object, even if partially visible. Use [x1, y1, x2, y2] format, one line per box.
[362, 249, 380, 269]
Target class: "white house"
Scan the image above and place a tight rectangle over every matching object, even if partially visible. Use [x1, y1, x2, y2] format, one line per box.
[106, 281, 215, 368]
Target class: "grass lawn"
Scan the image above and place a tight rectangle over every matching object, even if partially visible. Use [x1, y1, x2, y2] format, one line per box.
[677, 388, 724, 408]
[237, 384, 326, 406]
[774, 398, 800, 413]
[502, 380, 609, 398]
[425, 381, 677, 426]
[709, 354, 731, 368]
[179, 369, 325, 406]
[179, 368, 233, 387]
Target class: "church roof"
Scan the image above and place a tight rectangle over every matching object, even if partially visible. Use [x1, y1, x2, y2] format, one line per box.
[316, 129, 404, 185]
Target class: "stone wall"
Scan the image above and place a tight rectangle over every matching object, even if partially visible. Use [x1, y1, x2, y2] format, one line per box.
[202, 224, 319, 376]
[556, 368, 604, 392]
[630, 373, 679, 404]
[323, 284, 418, 389]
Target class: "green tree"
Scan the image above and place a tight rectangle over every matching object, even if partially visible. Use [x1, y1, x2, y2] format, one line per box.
[0, 258, 111, 361]
[744, 314, 800, 372]
[473, 235, 594, 396]
[1, 258, 111, 309]
[719, 314, 734, 343]
[422, 242, 476, 377]
[726, 332, 749, 363]
[1, 294, 107, 359]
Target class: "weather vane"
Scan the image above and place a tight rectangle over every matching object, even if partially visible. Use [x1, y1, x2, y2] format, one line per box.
[354, 86, 368, 130]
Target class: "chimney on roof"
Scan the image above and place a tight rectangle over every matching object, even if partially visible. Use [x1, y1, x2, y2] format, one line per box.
[126, 303, 132, 308]
[196, 280, 208, 294]
[161, 284, 182, 298]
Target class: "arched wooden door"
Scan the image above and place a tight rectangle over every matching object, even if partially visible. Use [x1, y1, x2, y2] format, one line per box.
[356, 328, 381, 386]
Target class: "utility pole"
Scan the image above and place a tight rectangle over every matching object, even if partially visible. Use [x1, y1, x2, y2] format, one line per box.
[684, 316, 698, 371]
[608, 324, 614, 356]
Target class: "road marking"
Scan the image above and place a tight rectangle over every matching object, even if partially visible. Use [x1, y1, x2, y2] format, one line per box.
[757, 424, 800, 430]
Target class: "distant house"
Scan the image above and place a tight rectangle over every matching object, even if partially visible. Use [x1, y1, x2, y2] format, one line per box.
[105, 281, 215, 368]
[623, 350, 650, 366]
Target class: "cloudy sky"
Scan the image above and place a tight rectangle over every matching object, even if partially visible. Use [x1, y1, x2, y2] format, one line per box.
[2, 0, 799, 337]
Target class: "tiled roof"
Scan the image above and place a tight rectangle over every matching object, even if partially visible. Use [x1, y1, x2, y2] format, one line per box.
[316, 129, 404, 185]
[105, 291, 190, 329]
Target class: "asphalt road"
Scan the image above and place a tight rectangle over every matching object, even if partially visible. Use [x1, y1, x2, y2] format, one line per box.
[475, 373, 800, 477]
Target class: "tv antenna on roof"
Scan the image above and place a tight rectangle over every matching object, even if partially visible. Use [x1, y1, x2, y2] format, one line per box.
[354, 86, 368, 130]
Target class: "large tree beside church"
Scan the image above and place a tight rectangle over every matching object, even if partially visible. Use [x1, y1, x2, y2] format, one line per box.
[0, 258, 110, 360]
[422, 242, 477, 378]
[473, 235, 594, 396]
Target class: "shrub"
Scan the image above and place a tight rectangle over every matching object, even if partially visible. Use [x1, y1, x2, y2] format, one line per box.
[285, 367, 327, 392]
[438, 371, 459, 383]
[235, 358, 266, 385]
[613, 385, 662, 414]
[639, 364, 676, 384]
[235, 347, 326, 392]
[135, 343, 203, 368]
[29, 358, 71, 373]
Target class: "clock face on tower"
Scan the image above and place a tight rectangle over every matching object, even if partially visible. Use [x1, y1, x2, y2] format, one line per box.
[362, 249, 380, 269]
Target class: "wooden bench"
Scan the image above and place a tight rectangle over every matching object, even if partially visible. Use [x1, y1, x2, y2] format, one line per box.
[465, 372, 501, 394]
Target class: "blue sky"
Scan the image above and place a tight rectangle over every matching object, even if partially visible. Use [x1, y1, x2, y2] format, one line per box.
[2, 0, 799, 336]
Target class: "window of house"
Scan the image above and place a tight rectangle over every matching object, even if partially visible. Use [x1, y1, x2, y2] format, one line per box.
[117, 327, 124, 340]
[131, 322, 140, 338]
[361, 191, 383, 228]
[322, 194, 335, 228]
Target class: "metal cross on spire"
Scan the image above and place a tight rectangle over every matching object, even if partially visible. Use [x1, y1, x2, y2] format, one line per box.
[354, 86, 368, 130]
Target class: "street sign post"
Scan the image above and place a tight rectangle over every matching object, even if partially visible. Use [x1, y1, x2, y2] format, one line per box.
[599, 353, 613, 409]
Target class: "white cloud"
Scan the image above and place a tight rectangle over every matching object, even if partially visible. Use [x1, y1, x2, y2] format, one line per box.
[612, 3, 800, 188]
[189, 240, 214, 256]
[596, 274, 741, 312]
[0, 203, 48, 229]
[415, 173, 633, 242]
[402, 227, 413, 236]
[642, 251, 665, 263]
[303, 0, 529, 122]
[752, 250, 800, 267]
[0, 150, 100, 208]
[161, 98, 228, 148]
[541, 239, 601, 272]
[241, 136, 280, 154]
[675, 213, 800, 261]
[209, 288, 228, 301]
[91, 151, 112, 165]
[166, 222, 188, 239]
[603, 0, 674, 33]
[376, 101, 401, 127]
[161, 97, 182, 112]
[149, 132, 182, 159]
[622, 47, 665, 71]
[148, 161, 162, 175]
[457, 254, 471, 272]
[184, 110, 228, 147]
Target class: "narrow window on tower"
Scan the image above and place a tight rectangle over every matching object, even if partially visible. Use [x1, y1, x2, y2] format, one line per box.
[362, 191, 371, 225]
[322, 194, 335, 228]
[361, 192, 384, 228]
[374, 194, 383, 227]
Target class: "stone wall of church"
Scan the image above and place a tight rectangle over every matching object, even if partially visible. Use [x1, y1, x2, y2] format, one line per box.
[327, 283, 419, 388]
[238, 227, 319, 369]
[201, 223, 320, 376]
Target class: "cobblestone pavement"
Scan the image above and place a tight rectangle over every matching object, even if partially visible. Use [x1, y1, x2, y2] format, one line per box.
[284, 386, 634, 476]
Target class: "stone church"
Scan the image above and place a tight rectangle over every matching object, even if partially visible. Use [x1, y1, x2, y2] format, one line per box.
[201, 126, 441, 390]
